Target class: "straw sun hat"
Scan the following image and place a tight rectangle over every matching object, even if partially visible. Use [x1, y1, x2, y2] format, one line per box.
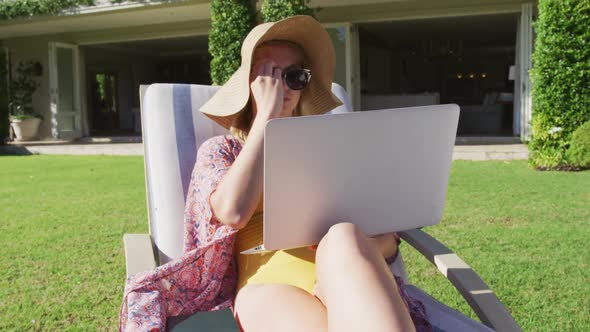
[200, 15, 343, 129]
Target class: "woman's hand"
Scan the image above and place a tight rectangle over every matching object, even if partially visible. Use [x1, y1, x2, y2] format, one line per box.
[250, 60, 284, 122]
[371, 233, 398, 259]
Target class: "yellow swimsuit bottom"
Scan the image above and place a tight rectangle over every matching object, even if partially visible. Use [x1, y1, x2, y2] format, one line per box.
[234, 212, 317, 294]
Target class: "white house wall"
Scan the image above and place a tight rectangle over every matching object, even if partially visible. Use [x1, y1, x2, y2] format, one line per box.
[0, 0, 211, 39]
[2, 18, 208, 139]
[0, 0, 536, 140]
[58, 20, 211, 46]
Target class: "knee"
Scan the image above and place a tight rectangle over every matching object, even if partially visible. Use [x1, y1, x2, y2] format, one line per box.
[317, 223, 368, 261]
[325, 222, 361, 243]
[235, 284, 264, 313]
[234, 284, 265, 330]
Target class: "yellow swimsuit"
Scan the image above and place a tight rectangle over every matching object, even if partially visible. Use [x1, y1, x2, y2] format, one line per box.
[234, 198, 317, 293]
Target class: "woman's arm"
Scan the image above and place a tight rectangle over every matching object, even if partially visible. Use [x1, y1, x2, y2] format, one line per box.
[209, 119, 266, 230]
[210, 60, 284, 230]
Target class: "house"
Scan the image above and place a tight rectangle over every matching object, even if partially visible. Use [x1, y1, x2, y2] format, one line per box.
[0, 0, 536, 141]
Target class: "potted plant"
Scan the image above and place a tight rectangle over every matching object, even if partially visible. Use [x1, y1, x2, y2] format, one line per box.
[9, 61, 42, 141]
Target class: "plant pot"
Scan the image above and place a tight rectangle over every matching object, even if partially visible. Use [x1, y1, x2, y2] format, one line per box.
[10, 118, 42, 141]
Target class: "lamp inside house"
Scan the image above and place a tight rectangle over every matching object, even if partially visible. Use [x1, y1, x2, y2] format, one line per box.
[508, 65, 516, 81]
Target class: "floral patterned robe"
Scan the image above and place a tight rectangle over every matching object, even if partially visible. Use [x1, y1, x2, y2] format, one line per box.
[119, 135, 431, 332]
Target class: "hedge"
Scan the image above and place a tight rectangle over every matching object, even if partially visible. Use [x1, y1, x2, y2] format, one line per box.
[529, 0, 590, 169]
[209, 0, 256, 85]
[0, 0, 94, 20]
[261, 0, 313, 22]
[565, 120, 590, 169]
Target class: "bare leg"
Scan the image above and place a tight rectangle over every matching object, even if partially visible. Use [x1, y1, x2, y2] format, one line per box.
[235, 283, 327, 332]
[315, 223, 415, 332]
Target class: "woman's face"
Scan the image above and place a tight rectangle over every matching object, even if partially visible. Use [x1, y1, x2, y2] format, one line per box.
[250, 43, 304, 118]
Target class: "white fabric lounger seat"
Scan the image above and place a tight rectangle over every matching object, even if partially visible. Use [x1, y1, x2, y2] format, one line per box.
[123, 83, 521, 332]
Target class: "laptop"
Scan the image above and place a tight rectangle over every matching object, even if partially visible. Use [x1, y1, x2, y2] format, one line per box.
[241, 104, 459, 254]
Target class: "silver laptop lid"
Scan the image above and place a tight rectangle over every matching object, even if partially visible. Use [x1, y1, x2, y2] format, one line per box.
[263, 104, 459, 250]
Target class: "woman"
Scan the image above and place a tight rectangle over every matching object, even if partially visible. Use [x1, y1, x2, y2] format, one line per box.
[120, 15, 430, 332]
[191, 16, 429, 332]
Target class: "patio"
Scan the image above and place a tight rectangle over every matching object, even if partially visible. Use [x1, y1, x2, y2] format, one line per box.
[1, 137, 528, 160]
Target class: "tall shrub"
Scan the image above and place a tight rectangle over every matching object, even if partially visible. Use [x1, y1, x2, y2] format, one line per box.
[529, 0, 590, 169]
[261, 0, 314, 22]
[209, 0, 256, 85]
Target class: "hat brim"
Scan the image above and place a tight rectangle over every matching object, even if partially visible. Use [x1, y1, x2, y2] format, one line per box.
[200, 15, 343, 130]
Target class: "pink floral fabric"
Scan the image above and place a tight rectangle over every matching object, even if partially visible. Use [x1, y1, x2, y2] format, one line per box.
[119, 135, 431, 332]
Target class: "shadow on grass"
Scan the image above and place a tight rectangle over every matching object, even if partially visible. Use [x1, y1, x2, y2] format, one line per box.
[0, 145, 34, 156]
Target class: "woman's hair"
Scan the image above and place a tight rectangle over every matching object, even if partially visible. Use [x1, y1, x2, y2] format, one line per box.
[229, 40, 306, 144]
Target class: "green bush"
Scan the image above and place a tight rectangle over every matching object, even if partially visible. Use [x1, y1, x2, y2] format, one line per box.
[566, 120, 590, 169]
[0, 0, 94, 20]
[529, 0, 590, 170]
[8, 61, 42, 120]
[261, 0, 314, 22]
[209, 0, 256, 85]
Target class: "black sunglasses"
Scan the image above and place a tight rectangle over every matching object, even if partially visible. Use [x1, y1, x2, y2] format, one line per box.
[282, 67, 312, 91]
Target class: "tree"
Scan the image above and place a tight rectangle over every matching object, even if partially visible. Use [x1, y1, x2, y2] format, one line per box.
[209, 0, 256, 85]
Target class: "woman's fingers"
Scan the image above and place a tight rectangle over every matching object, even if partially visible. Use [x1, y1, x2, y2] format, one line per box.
[249, 59, 283, 120]
[251, 60, 281, 87]
[272, 66, 282, 80]
[262, 60, 275, 77]
[251, 59, 272, 79]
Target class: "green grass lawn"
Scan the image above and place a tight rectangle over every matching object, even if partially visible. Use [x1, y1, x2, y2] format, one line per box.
[0, 156, 588, 331]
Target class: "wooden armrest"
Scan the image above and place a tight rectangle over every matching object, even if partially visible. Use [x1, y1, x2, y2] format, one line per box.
[399, 229, 521, 332]
[123, 233, 157, 278]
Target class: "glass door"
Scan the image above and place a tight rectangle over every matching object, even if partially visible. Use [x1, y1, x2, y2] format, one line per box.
[0, 47, 9, 141]
[90, 72, 119, 134]
[516, 3, 534, 140]
[49, 42, 82, 139]
[325, 23, 360, 112]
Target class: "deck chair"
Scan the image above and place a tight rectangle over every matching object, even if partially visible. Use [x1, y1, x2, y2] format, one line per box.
[124, 83, 521, 332]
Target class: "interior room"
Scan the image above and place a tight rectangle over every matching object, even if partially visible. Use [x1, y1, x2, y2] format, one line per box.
[358, 14, 518, 136]
[82, 35, 210, 136]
